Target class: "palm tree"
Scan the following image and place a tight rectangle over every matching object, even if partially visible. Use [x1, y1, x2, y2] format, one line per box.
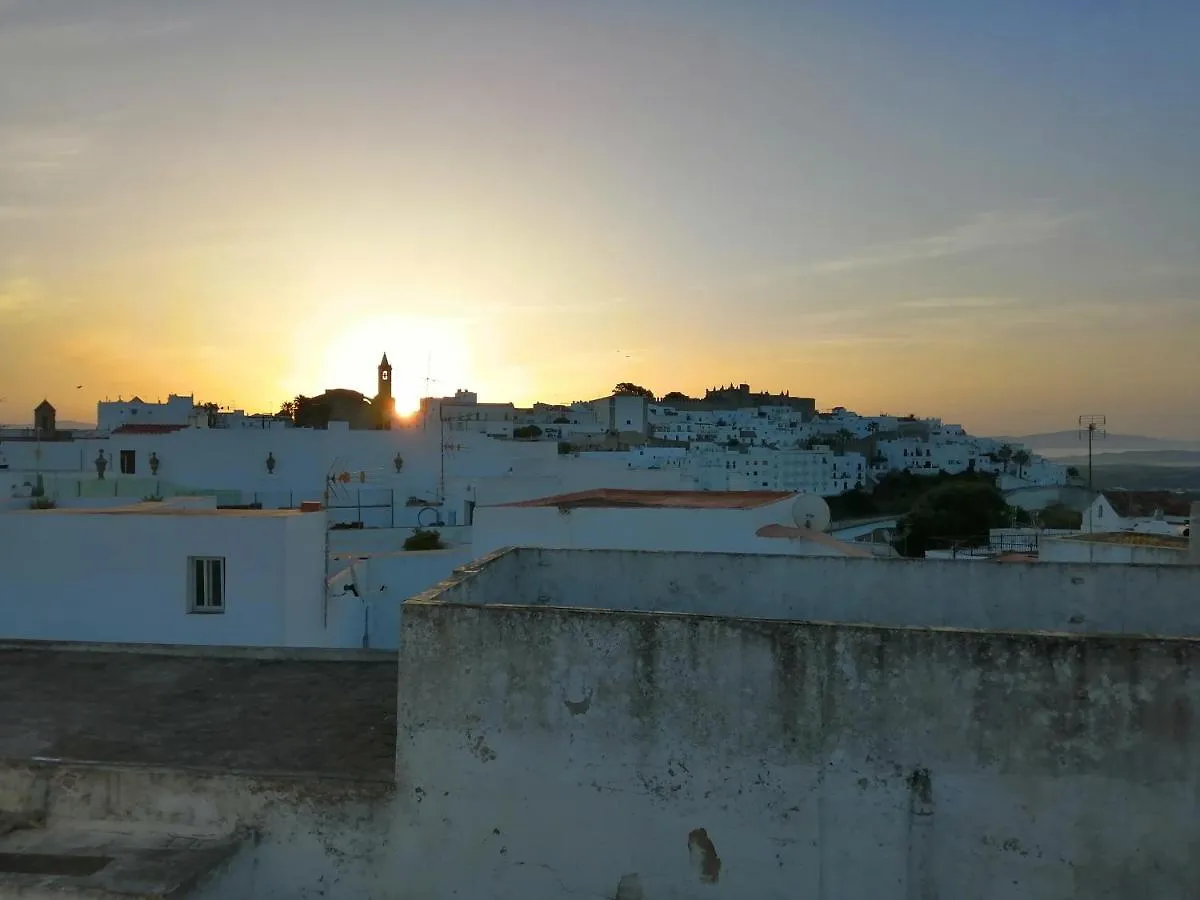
[996, 444, 1014, 474]
[1012, 449, 1031, 480]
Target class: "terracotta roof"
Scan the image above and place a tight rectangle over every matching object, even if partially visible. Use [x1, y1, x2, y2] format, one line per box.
[111, 423, 189, 434]
[754, 524, 873, 557]
[1067, 531, 1189, 549]
[495, 488, 794, 510]
[1101, 491, 1193, 518]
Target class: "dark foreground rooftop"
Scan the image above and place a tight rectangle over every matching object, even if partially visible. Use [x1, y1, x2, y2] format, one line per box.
[0, 646, 397, 781]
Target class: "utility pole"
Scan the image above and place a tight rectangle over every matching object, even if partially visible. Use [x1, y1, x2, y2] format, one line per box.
[1077, 414, 1106, 492]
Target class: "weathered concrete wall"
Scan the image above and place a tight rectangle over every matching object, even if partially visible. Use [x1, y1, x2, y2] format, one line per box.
[396, 600, 1200, 899]
[431, 547, 1200, 636]
[0, 763, 396, 900]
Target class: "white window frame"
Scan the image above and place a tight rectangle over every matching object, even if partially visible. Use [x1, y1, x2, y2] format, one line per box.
[188, 556, 226, 613]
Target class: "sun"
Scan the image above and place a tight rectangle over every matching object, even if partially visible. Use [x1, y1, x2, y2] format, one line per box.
[313, 314, 475, 416]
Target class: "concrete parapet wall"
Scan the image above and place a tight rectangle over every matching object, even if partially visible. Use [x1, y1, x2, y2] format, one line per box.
[434, 547, 1200, 636]
[396, 601, 1200, 898]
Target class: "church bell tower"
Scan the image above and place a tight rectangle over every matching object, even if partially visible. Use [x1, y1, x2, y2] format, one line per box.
[375, 353, 395, 426]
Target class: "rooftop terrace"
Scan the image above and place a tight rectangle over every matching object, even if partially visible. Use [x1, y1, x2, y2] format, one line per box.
[494, 488, 793, 509]
[0, 645, 396, 780]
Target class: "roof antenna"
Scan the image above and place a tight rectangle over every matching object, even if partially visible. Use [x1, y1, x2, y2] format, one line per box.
[1077, 414, 1106, 492]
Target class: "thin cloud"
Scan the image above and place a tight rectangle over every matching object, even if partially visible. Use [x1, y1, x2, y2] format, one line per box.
[0, 277, 39, 314]
[898, 296, 1026, 311]
[0, 126, 93, 175]
[812, 210, 1083, 275]
[0, 17, 193, 52]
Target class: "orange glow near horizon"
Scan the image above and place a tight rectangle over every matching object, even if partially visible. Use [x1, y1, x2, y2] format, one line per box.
[303, 313, 475, 416]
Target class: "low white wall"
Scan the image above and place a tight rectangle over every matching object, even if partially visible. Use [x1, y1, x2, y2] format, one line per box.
[354, 548, 477, 649]
[473, 502, 838, 557]
[1040, 537, 1187, 566]
[0, 509, 333, 647]
[440, 548, 1200, 636]
[328, 525, 472, 556]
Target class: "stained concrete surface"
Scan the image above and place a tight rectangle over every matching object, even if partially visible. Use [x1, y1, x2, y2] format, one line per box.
[0, 820, 243, 897]
[0, 648, 396, 779]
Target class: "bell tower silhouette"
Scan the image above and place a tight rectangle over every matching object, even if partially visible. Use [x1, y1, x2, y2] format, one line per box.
[375, 353, 395, 427]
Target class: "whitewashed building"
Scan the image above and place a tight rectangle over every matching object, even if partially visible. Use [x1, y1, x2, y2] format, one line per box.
[0, 499, 346, 647]
[473, 488, 871, 559]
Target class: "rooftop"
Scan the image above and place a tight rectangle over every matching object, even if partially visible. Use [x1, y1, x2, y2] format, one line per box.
[494, 488, 794, 510]
[1101, 490, 1194, 519]
[25, 504, 309, 517]
[0, 645, 396, 780]
[110, 424, 190, 434]
[1066, 531, 1189, 549]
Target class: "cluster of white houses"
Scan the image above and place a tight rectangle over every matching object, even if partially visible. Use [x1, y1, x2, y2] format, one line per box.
[0, 362, 1190, 654]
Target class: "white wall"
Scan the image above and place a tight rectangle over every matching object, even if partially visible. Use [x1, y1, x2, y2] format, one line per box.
[441, 547, 1200, 635]
[1040, 536, 1187, 565]
[0, 507, 338, 647]
[473, 501, 848, 559]
[352, 547, 477, 648]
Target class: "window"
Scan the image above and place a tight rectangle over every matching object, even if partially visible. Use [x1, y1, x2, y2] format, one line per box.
[119, 450, 136, 475]
[189, 557, 225, 613]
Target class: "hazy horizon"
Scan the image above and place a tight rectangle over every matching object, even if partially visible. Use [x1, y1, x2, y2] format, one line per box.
[2, 1, 1198, 438]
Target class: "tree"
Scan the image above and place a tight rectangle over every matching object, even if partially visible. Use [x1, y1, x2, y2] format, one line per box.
[1039, 503, 1083, 530]
[198, 402, 220, 428]
[1066, 466, 1080, 479]
[996, 444, 1014, 474]
[661, 391, 690, 404]
[1012, 449, 1031, 479]
[552, 416, 570, 424]
[613, 382, 654, 399]
[513, 425, 542, 439]
[292, 395, 331, 429]
[895, 480, 1011, 558]
[833, 428, 855, 450]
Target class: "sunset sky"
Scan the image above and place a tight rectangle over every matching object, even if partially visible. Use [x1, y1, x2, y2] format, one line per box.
[2, 0, 1198, 435]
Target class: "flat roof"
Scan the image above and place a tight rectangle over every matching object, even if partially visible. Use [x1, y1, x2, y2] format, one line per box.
[493, 488, 794, 510]
[1064, 532, 1188, 549]
[0, 646, 396, 780]
[21, 505, 309, 517]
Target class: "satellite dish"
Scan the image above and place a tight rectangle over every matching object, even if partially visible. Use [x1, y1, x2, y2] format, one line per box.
[789, 494, 831, 532]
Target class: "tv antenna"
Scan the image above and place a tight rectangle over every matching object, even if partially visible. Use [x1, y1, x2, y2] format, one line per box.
[1077, 414, 1106, 491]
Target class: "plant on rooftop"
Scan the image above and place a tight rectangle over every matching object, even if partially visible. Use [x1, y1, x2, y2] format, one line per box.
[403, 528, 444, 551]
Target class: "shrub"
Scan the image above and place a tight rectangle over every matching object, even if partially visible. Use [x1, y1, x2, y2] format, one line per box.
[142, 494, 164, 502]
[557, 441, 573, 455]
[403, 528, 444, 551]
[29, 497, 56, 510]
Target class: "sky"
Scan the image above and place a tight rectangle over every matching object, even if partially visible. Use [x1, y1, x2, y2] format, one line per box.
[1, 0, 1198, 436]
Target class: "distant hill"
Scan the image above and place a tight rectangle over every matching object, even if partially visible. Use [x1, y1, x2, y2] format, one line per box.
[1002, 431, 1200, 458]
[1053, 450, 1200, 468]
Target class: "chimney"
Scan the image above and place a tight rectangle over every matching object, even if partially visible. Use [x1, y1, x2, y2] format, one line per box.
[1190, 502, 1200, 565]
